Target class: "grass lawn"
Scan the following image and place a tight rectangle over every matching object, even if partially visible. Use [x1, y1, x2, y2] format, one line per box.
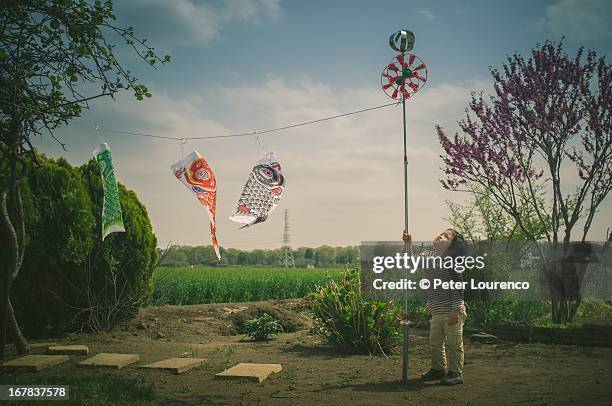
[0, 371, 155, 405]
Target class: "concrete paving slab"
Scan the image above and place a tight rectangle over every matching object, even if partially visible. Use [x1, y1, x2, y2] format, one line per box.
[1, 355, 69, 371]
[30, 342, 58, 349]
[139, 358, 206, 374]
[47, 345, 89, 355]
[6, 342, 58, 352]
[215, 363, 282, 382]
[78, 353, 139, 369]
[470, 332, 500, 343]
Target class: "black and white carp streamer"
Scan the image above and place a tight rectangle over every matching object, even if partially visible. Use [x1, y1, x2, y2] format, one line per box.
[229, 152, 286, 229]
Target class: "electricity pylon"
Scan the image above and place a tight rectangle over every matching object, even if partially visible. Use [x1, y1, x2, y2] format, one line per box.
[280, 209, 295, 268]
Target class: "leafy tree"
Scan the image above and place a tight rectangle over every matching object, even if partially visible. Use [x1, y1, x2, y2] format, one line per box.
[304, 247, 314, 260]
[299, 247, 315, 267]
[200, 245, 221, 266]
[250, 249, 266, 265]
[156, 245, 360, 268]
[169, 248, 189, 267]
[446, 184, 550, 241]
[0, 0, 168, 355]
[315, 245, 336, 267]
[437, 40, 611, 322]
[335, 246, 359, 265]
[221, 248, 240, 266]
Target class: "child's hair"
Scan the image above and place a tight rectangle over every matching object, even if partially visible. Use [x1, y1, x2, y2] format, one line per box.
[445, 228, 467, 258]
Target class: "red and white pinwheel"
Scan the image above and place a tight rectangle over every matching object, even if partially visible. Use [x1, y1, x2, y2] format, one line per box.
[381, 53, 427, 100]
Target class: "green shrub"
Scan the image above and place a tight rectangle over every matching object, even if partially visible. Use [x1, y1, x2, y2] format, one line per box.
[9, 156, 95, 337]
[308, 266, 401, 356]
[577, 300, 612, 319]
[463, 301, 549, 329]
[79, 159, 158, 331]
[7, 153, 157, 337]
[242, 313, 283, 341]
[531, 320, 582, 329]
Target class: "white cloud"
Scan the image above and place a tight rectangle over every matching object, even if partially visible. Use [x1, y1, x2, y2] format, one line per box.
[417, 8, 435, 20]
[114, 0, 282, 47]
[532, 0, 612, 41]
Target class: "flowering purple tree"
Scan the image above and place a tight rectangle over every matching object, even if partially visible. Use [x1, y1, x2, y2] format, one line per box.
[437, 40, 611, 322]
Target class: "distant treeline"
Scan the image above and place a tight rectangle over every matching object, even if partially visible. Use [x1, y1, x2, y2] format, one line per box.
[158, 245, 360, 268]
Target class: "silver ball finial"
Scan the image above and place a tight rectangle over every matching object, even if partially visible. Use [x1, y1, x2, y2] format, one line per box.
[389, 29, 415, 52]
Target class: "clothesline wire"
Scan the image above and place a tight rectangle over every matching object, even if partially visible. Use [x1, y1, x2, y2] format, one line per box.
[70, 100, 401, 142]
[71, 121, 180, 140]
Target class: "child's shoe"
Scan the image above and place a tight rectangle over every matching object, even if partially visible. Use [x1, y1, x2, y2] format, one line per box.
[420, 369, 445, 381]
[440, 371, 463, 385]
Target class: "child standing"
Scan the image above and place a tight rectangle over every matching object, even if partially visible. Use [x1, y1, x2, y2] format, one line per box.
[403, 228, 467, 385]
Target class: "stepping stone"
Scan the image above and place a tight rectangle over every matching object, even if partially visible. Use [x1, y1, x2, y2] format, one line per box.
[192, 316, 215, 323]
[47, 345, 89, 355]
[78, 353, 139, 369]
[470, 332, 500, 343]
[1, 355, 69, 372]
[31, 342, 58, 349]
[5, 342, 57, 352]
[139, 358, 206, 374]
[215, 363, 282, 383]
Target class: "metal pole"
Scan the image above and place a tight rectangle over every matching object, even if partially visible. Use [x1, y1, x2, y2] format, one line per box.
[401, 94, 409, 384]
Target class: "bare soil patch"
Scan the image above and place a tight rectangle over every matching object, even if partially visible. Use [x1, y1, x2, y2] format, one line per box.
[2, 299, 611, 405]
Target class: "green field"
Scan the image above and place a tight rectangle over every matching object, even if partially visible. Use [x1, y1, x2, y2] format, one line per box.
[149, 267, 343, 305]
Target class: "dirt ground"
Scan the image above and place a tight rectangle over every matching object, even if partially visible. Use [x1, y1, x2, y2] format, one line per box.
[2, 299, 612, 405]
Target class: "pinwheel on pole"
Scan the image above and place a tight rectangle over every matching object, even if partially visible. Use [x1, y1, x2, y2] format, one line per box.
[381, 29, 428, 384]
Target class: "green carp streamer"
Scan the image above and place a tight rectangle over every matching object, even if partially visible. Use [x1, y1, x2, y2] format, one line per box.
[93, 143, 125, 240]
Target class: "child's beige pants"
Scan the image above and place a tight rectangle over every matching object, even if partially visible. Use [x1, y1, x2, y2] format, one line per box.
[429, 312, 466, 374]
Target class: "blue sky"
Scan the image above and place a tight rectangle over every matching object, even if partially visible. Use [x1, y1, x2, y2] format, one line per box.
[41, 0, 612, 249]
[115, 0, 611, 92]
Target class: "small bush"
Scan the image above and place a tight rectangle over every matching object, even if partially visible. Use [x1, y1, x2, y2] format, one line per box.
[463, 301, 549, 329]
[532, 320, 582, 329]
[577, 300, 612, 319]
[243, 313, 283, 341]
[308, 266, 401, 356]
